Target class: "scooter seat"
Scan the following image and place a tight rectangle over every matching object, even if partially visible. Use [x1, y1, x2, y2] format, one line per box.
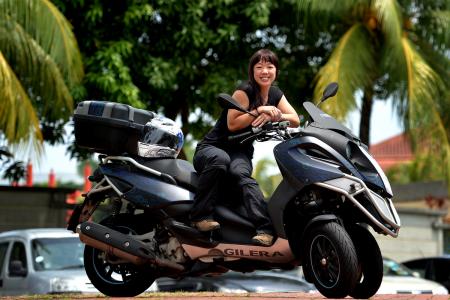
[135, 157, 198, 191]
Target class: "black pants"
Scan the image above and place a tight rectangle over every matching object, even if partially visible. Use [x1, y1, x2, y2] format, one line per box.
[190, 143, 273, 235]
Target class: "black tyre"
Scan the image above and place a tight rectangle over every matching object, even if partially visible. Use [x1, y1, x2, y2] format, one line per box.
[83, 216, 156, 297]
[303, 222, 359, 298]
[349, 224, 383, 299]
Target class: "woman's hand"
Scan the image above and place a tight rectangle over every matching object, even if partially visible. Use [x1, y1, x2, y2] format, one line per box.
[252, 112, 272, 127]
[256, 106, 282, 122]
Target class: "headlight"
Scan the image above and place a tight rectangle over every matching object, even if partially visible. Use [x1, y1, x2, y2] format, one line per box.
[346, 142, 392, 197]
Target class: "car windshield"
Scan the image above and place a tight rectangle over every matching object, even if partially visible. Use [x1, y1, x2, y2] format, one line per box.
[31, 237, 84, 271]
[383, 258, 414, 277]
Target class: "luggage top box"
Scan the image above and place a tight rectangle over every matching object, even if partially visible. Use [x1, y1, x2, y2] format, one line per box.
[74, 101, 156, 155]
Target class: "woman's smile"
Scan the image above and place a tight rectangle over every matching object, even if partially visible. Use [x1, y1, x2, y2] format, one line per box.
[253, 60, 276, 86]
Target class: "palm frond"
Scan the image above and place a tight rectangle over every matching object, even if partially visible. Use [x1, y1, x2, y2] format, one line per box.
[0, 0, 83, 86]
[373, 0, 407, 79]
[314, 23, 377, 121]
[413, 34, 450, 92]
[420, 10, 450, 53]
[0, 51, 43, 153]
[0, 21, 72, 120]
[401, 37, 450, 190]
[294, 0, 370, 31]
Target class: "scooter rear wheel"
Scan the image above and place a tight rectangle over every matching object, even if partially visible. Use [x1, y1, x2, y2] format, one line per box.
[303, 222, 359, 298]
[348, 224, 383, 299]
[83, 215, 156, 297]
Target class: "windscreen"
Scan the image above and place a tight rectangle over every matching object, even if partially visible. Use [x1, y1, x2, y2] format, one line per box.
[31, 237, 84, 271]
[303, 102, 358, 139]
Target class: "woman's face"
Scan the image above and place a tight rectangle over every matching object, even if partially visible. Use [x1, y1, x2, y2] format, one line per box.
[253, 60, 276, 88]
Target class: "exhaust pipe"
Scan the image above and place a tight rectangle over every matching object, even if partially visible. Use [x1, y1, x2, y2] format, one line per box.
[77, 222, 184, 271]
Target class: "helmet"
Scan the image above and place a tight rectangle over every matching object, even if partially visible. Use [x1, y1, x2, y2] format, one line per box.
[138, 116, 184, 158]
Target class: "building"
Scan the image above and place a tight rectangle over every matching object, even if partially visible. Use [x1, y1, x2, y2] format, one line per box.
[370, 133, 414, 171]
[0, 186, 75, 232]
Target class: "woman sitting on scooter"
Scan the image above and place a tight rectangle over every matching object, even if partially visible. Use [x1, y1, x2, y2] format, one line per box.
[190, 49, 300, 246]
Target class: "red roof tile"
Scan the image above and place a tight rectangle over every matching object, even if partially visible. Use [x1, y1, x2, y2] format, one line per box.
[369, 133, 413, 170]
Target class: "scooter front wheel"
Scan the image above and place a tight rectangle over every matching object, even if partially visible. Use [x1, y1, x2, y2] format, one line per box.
[303, 222, 359, 298]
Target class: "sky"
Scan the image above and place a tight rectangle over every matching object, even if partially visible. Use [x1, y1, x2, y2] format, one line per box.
[30, 98, 402, 184]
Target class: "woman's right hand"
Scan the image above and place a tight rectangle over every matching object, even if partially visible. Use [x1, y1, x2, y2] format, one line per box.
[252, 112, 272, 128]
[257, 106, 282, 122]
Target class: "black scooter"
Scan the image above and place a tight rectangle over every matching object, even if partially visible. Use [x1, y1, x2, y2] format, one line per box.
[68, 83, 400, 298]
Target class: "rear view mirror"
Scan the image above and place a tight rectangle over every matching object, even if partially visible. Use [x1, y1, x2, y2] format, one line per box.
[318, 82, 339, 106]
[217, 94, 258, 117]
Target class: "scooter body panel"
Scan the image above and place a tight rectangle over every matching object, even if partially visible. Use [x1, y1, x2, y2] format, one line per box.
[100, 164, 194, 209]
[273, 136, 350, 189]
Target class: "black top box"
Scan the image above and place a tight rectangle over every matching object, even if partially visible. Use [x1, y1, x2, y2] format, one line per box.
[73, 101, 155, 155]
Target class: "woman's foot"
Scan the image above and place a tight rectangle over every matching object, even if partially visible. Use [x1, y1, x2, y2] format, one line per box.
[252, 232, 274, 246]
[192, 219, 220, 231]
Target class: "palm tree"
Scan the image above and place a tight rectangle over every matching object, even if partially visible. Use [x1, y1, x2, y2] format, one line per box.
[296, 0, 449, 184]
[0, 0, 83, 154]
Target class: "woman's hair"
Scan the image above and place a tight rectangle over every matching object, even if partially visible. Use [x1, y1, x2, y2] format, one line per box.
[247, 49, 279, 109]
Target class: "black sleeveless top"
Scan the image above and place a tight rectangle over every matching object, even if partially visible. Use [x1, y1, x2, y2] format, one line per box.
[197, 82, 283, 157]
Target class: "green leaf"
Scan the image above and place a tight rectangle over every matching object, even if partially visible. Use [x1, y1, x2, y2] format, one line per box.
[0, 51, 43, 153]
[314, 23, 377, 120]
[402, 37, 450, 191]
[0, 0, 84, 85]
[373, 0, 406, 81]
[295, 0, 370, 30]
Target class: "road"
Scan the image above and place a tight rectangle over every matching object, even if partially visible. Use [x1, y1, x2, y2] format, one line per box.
[2, 293, 448, 300]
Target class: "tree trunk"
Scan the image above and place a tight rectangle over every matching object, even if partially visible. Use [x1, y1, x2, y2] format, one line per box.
[359, 86, 374, 146]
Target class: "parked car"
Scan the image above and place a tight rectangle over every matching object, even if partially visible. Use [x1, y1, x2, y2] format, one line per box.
[402, 255, 450, 293]
[156, 268, 317, 293]
[0, 228, 98, 296]
[378, 257, 448, 295]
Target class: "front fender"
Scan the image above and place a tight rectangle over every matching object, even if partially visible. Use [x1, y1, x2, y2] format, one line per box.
[300, 214, 339, 242]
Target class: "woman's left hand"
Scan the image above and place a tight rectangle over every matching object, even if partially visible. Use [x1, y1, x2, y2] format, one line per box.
[257, 106, 282, 122]
[252, 112, 272, 128]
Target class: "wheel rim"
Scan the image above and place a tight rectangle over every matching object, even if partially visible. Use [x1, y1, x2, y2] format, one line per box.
[90, 225, 141, 285]
[309, 234, 340, 289]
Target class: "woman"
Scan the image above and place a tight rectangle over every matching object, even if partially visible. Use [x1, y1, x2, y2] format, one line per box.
[190, 49, 300, 246]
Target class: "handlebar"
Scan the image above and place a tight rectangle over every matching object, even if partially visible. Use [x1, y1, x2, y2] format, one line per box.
[228, 130, 254, 141]
[228, 121, 290, 142]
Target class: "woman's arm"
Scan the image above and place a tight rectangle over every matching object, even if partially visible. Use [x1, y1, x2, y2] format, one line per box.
[227, 90, 260, 132]
[277, 96, 300, 127]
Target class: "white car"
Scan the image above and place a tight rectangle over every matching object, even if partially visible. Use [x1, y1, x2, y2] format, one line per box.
[0, 228, 98, 295]
[378, 257, 448, 295]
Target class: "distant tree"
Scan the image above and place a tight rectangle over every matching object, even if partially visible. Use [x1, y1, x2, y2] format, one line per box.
[253, 157, 282, 198]
[0, 146, 26, 184]
[296, 0, 450, 185]
[387, 153, 447, 184]
[0, 0, 84, 154]
[52, 0, 334, 160]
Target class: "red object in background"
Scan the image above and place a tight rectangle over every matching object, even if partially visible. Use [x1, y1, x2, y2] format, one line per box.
[83, 163, 92, 192]
[48, 169, 56, 188]
[65, 190, 82, 223]
[66, 190, 82, 204]
[26, 160, 33, 187]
